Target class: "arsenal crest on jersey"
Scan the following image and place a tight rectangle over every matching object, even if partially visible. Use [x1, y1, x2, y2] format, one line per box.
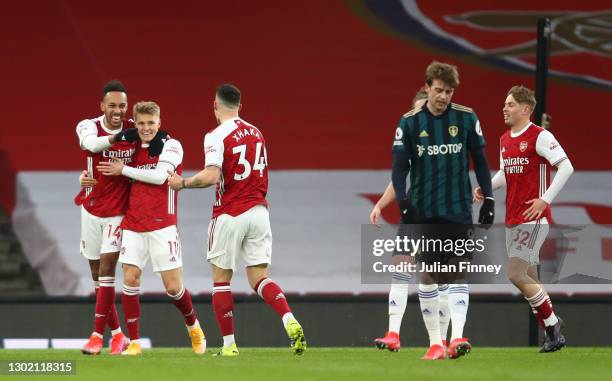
[520, 141, 528, 152]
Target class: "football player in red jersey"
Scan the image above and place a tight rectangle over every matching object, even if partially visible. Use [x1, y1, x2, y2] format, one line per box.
[168, 84, 306, 356]
[75, 80, 138, 355]
[474, 86, 573, 352]
[97, 101, 206, 356]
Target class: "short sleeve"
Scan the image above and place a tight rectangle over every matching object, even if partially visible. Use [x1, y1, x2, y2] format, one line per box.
[467, 112, 486, 150]
[204, 132, 224, 167]
[158, 139, 183, 169]
[76, 119, 98, 148]
[392, 117, 412, 157]
[536, 130, 567, 166]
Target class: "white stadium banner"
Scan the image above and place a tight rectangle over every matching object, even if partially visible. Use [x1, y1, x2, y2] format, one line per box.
[12, 170, 612, 296]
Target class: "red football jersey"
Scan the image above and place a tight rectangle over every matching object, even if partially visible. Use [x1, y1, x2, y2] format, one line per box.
[204, 118, 269, 218]
[500, 123, 567, 225]
[75, 116, 135, 217]
[121, 138, 183, 232]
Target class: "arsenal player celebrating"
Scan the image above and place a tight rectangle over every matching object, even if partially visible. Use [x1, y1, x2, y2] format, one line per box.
[97, 101, 206, 356]
[75, 80, 138, 355]
[167, 84, 306, 356]
[474, 86, 573, 353]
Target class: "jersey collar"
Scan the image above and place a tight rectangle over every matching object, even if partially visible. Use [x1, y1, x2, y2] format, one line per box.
[510, 121, 532, 138]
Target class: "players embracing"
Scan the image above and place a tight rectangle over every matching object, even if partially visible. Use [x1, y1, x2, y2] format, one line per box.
[96, 101, 206, 356]
[75, 80, 137, 355]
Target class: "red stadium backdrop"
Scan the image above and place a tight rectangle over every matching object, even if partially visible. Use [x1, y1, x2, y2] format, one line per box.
[0, 0, 610, 215]
[0, 0, 610, 298]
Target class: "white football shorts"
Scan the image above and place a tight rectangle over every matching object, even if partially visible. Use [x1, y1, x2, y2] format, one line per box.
[119, 225, 182, 273]
[206, 205, 272, 271]
[506, 217, 550, 266]
[80, 206, 123, 260]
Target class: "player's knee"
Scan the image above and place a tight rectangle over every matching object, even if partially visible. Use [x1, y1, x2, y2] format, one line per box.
[165, 284, 182, 297]
[99, 261, 117, 277]
[123, 266, 141, 287]
[507, 270, 524, 286]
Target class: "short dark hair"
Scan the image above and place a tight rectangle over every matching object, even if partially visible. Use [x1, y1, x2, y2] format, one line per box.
[102, 80, 127, 98]
[216, 84, 241, 107]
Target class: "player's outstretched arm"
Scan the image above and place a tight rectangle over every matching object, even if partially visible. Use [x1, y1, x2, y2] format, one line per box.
[168, 166, 221, 190]
[470, 146, 495, 225]
[474, 170, 505, 203]
[370, 181, 396, 225]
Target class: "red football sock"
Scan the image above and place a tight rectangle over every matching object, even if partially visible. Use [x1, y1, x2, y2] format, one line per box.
[121, 285, 141, 340]
[107, 302, 120, 332]
[212, 282, 234, 336]
[530, 307, 545, 328]
[527, 289, 554, 321]
[94, 277, 116, 335]
[168, 286, 197, 327]
[254, 278, 291, 318]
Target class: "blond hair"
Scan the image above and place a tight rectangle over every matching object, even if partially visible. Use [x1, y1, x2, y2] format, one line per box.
[413, 88, 428, 105]
[507, 85, 536, 112]
[425, 61, 460, 88]
[133, 101, 160, 119]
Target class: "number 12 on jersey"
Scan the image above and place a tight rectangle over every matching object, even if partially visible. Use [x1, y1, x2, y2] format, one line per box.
[232, 142, 268, 180]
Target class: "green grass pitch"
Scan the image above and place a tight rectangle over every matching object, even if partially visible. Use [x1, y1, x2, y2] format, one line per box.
[0, 347, 610, 381]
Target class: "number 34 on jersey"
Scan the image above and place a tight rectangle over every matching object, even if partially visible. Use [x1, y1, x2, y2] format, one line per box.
[204, 118, 270, 218]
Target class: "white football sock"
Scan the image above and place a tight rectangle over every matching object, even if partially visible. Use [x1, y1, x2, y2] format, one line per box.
[223, 334, 235, 347]
[448, 283, 469, 341]
[388, 272, 411, 334]
[418, 283, 442, 346]
[438, 284, 450, 343]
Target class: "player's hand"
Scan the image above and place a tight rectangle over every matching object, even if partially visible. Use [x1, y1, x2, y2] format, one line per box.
[167, 170, 184, 191]
[370, 205, 382, 226]
[473, 186, 484, 203]
[398, 198, 419, 224]
[523, 198, 548, 221]
[79, 170, 97, 187]
[478, 197, 495, 227]
[113, 128, 139, 143]
[96, 158, 124, 176]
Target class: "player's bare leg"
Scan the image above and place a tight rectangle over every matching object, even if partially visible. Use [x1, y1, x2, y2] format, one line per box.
[82, 259, 104, 355]
[508, 258, 565, 352]
[375, 254, 412, 352]
[248, 264, 306, 355]
[121, 264, 143, 355]
[160, 268, 205, 354]
[95, 252, 128, 355]
[419, 271, 445, 360]
[211, 265, 238, 356]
